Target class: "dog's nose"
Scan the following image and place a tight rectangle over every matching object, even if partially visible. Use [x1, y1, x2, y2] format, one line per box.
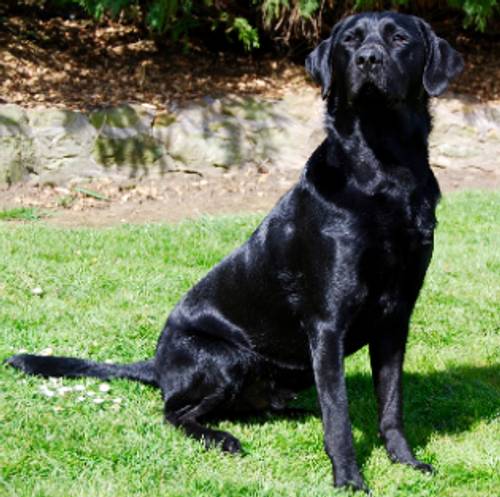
[356, 47, 382, 71]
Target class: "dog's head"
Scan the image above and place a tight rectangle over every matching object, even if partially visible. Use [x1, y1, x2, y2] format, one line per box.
[306, 12, 464, 103]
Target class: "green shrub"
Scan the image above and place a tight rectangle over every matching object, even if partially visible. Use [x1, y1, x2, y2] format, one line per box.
[10, 0, 500, 51]
[355, 0, 499, 33]
[447, 0, 499, 30]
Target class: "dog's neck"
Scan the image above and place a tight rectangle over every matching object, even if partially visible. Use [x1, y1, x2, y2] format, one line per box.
[318, 94, 434, 194]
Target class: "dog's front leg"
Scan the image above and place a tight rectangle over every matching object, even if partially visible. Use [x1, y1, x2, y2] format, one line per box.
[309, 321, 368, 493]
[369, 322, 434, 473]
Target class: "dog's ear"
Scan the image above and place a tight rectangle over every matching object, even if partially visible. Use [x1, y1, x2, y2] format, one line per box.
[417, 18, 464, 97]
[305, 22, 343, 99]
[305, 38, 334, 99]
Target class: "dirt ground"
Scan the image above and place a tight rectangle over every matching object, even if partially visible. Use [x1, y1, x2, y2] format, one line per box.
[0, 163, 496, 227]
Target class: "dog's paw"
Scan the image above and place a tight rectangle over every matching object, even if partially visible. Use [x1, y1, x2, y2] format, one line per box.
[335, 474, 370, 495]
[409, 460, 435, 474]
[204, 430, 242, 454]
[392, 455, 435, 475]
[220, 433, 242, 454]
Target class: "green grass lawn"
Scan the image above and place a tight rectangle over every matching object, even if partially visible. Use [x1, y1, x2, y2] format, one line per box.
[0, 191, 498, 497]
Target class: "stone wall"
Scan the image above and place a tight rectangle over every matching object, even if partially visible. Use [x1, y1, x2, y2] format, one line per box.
[0, 91, 498, 185]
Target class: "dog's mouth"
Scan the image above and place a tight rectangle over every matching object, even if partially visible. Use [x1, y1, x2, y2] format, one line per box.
[352, 81, 387, 102]
[358, 81, 383, 97]
[350, 78, 405, 107]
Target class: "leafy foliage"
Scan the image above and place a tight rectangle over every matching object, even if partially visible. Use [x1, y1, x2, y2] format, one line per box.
[15, 0, 500, 51]
[355, 0, 499, 33]
[52, 0, 266, 50]
[231, 17, 261, 51]
[447, 0, 499, 30]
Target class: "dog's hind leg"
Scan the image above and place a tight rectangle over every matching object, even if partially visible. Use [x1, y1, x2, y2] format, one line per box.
[164, 391, 242, 453]
[156, 330, 252, 454]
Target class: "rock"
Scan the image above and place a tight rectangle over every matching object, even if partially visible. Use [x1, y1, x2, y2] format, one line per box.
[91, 104, 167, 174]
[0, 94, 498, 186]
[28, 107, 97, 182]
[429, 96, 500, 171]
[150, 94, 324, 171]
[152, 111, 177, 127]
[0, 105, 36, 184]
[93, 136, 164, 168]
[0, 104, 31, 136]
[90, 105, 141, 130]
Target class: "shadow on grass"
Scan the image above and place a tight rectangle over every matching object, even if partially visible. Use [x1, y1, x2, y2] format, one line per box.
[216, 364, 499, 465]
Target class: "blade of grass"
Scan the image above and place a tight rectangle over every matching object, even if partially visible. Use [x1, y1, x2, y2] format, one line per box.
[0, 207, 44, 221]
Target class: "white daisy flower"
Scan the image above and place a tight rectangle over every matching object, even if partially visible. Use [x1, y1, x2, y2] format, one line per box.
[39, 386, 55, 397]
[58, 386, 72, 395]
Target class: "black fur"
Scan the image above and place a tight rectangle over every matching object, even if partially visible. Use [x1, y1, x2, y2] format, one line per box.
[6, 12, 463, 494]
[6, 354, 157, 385]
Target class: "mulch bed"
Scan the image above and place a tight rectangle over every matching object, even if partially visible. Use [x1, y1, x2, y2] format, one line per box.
[1, 13, 499, 112]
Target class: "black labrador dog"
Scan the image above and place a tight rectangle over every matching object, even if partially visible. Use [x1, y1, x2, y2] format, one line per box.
[6, 11, 463, 494]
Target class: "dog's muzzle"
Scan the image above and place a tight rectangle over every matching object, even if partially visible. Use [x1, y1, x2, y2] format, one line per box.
[349, 44, 389, 100]
[355, 45, 384, 74]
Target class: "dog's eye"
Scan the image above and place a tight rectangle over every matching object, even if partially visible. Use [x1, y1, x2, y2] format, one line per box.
[392, 33, 407, 44]
[343, 33, 356, 44]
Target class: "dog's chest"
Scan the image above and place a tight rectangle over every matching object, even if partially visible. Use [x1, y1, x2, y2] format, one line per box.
[354, 196, 435, 311]
[365, 202, 433, 252]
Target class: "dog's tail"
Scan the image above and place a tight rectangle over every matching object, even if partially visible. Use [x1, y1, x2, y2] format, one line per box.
[5, 353, 157, 387]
